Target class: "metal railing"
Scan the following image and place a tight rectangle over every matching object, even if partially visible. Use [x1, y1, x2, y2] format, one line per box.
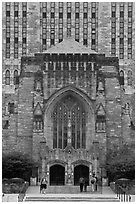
[116, 184, 131, 202]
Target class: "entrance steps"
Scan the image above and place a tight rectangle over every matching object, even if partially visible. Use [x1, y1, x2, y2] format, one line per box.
[46, 185, 89, 194]
[24, 194, 119, 202]
[24, 186, 120, 202]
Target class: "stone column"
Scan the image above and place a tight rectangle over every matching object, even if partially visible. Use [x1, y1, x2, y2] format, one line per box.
[94, 158, 98, 176]
[89, 164, 93, 183]
[65, 164, 68, 185]
[46, 164, 50, 184]
[67, 112, 71, 145]
[43, 72, 48, 99]
[67, 158, 72, 185]
[42, 157, 46, 177]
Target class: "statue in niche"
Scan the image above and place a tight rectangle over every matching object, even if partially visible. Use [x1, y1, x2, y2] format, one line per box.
[124, 103, 130, 115]
[36, 80, 41, 92]
[98, 81, 104, 91]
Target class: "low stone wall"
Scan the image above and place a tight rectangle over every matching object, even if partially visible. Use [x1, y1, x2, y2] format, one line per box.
[2, 194, 19, 202]
[2, 181, 29, 202]
[110, 182, 116, 193]
[3, 182, 29, 194]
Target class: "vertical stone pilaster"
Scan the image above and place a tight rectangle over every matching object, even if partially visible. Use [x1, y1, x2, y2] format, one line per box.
[42, 158, 46, 177]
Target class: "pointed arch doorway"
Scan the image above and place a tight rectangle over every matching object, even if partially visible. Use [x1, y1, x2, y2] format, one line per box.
[50, 164, 65, 185]
[74, 165, 89, 185]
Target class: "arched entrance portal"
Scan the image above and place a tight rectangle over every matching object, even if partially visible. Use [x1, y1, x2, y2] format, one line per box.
[50, 164, 65, 185]
[74, 165, 89, 186]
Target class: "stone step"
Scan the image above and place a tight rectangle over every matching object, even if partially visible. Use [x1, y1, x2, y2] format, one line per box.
[45, 185, 91, 194]
[24, 195, 120, 202]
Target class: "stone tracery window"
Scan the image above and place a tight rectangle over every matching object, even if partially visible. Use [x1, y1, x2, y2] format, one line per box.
[119, 70, 124, 85]
[8, 102, 14, 114]
[127, 70, 132, 86]
[14, 70, 19, 85]
[52, 95, 86, 149]
[5, 70, 10, 85]
[96, 104, 106, 133]
[96, 116, 106, 132]
[34, 116, 43, 131]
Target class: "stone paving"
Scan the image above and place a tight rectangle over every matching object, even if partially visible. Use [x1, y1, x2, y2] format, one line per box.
[2, 186, 135, 202]
[25, 185, 135, 202]
[26, 185, 115, 195]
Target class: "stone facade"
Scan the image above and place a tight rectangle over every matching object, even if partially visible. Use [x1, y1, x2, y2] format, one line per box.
[2, 2, 135, 185]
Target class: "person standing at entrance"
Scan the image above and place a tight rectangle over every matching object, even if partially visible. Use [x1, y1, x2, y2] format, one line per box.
[91, 173, 96, 192]
[79, 177, 84, 192]
[95, 175, 98, 191]
[40, 177, 48, 194]
[84, 177, 88, 192]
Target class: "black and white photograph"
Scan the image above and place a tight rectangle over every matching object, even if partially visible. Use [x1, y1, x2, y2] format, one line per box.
[2, 1, 135, 202]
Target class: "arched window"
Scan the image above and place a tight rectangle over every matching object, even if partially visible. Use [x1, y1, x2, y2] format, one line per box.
[52, 95, 86, 149]
[119, 70, 124, 85]
[33, 103, 43, 131]
[34, 116, 43, 130]
[96, 104, 106, 133]
[124, 103, 130, 115]
[14, 70, 18, 85]
[8, 102, 14, 114]
[127, 70, 132, 86]
[5, 70, 10, 85]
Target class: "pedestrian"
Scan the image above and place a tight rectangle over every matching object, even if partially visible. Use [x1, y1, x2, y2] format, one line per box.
[95, 175, 98, 191]
[84, 177, 88, 192]
[91, 173, 96, 192]
[40, 177, 47, 194]
[79, 177, 84, 192]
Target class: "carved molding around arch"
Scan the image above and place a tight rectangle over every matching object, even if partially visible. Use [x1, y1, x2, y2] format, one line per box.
[44, 85, 95, 115]
[72, 159, 92, 168]
[48, 159, 67, 167]
[43, 85, 96, 150]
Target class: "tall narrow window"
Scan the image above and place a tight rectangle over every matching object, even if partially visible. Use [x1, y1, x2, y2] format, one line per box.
[42, 2, 47, 50]
[83, 2, 88, 45]
[59, 2, 63, 42]
[33, 103, 43, 131]
[75, 2, 80, 42]
[111, 3, 116, 56]
[96, 115, 106, 133]
[96, 104, 106, 133]
[124, 103, 130, 115]
[14, 3, 19, 58]
[127, 70, 132, 86]
[96, 119, 106, 132]
[50, 2, 55, 46]
[119, 3, 124, 59]
[119, 70, 124, 86]
[22, 3, 27, 55]
[91, 2, 97, 50]
[34, 116, 43, 131]
[5, 70, 10, 85]
[8, 102, 14, 114]
[67, 2, 71, 37]
[14, 70, 18, 85]
[128, 3, 133, 59]
[3, 120, 9, 129]
[6, 3, 10, 58]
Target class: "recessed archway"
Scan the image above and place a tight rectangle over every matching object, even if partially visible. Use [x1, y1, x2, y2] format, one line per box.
[44, 86, 96, 150]
[50, 164, 65, 185]
[74, 164, 89, 186]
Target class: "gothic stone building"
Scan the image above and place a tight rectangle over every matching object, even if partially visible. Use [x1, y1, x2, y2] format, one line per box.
[2, 2, 135, 185]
